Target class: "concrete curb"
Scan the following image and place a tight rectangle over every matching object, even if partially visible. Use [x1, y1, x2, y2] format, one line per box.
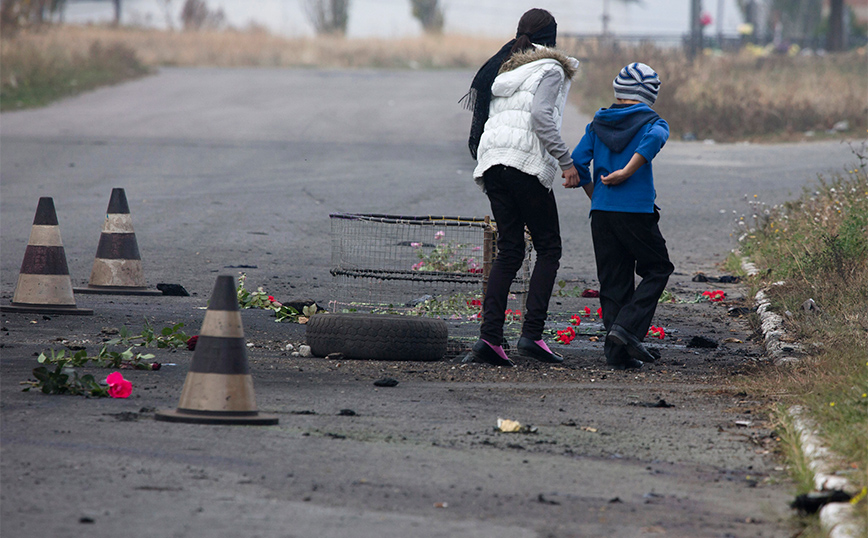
[741, 256, 864, 538]
[788, 407, 863, 538]
[740, 257, 802, 365]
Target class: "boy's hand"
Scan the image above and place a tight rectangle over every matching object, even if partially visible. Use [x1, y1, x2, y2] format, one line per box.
[601, 169, 630, 185]
[601, 153, 648, 186]
[562, 166, 580, 188]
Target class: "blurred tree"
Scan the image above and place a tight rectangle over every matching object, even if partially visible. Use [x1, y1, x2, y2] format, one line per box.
[181, 0, 225, 30]
[826, 0, 844, 49]
[771, 0, 823, 42]
[0, 0, 58, 27]
[304, 0, 349, 35]
[739, 0, 849, 48]
[410, 0, 443, 34]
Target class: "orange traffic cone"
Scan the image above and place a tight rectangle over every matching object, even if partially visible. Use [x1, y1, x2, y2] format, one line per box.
[155, 275, 278, 425]
[1, 198, 93, 315]
[74, 188, 161, 296]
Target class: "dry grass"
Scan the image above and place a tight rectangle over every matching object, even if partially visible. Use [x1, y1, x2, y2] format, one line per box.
[1, 31, 150, 110]
[1, 24, 502, 69]
[566, 43, 868, 141]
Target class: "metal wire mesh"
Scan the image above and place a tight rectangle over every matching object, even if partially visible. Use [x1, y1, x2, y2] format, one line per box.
[329, 213, 531, 314]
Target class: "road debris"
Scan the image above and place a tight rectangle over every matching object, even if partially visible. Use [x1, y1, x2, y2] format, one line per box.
[497, 418, 537, 433]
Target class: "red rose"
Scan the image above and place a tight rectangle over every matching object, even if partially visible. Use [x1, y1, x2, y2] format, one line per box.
[186, 335, 198, 351]
[106, 372, 132, 399]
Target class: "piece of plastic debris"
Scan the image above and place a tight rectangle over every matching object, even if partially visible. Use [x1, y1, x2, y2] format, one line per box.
[496, 418, 538, 433]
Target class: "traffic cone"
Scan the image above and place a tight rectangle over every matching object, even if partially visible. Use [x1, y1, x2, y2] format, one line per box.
[1, 198, 93, 315]
[74, 188, 161, 296]
[155, 275, 278, 425]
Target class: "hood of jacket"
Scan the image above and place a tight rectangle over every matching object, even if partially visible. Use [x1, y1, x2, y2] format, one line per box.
[591, 103, 660, 154]
[491, 46, 579, 98]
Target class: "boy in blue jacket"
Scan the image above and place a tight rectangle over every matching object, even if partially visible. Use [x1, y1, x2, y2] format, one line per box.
[569, 62, 675, 370]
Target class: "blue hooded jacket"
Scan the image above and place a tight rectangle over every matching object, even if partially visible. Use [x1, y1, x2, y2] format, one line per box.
[572, 103, 669, 213]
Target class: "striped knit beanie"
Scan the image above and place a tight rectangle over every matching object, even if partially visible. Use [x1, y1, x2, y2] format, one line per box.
[613, 63, 660, 106]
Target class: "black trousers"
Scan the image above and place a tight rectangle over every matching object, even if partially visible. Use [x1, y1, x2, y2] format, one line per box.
[480, 165, 562, 345]
[590, 209, 674, 353]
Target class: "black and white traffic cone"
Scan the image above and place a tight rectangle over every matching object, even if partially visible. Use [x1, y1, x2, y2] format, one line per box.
[74, 188, 161, 296]
[155, 275, 278, 425]
[1, 197, 93, 315]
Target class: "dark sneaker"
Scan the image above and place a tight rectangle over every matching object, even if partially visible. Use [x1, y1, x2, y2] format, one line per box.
[462, 340, 515, 367]
[606, 325, 656, 363]
[605, 344, 644, 370]
[516, 336, 564, 363]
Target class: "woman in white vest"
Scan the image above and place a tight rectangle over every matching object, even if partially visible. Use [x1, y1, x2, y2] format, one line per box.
[461, 8, 589, 367]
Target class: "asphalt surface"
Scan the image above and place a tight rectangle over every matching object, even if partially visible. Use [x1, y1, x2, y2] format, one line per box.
[1, 67, 864, 538]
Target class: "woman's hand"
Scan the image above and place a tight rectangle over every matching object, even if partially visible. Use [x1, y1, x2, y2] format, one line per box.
[562, 166, 580, 188]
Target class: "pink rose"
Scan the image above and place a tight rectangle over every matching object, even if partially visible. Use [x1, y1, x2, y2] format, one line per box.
[106, 372, 132, 399]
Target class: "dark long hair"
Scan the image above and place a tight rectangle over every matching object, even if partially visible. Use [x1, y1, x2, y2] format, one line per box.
[462, 9, 558, 159]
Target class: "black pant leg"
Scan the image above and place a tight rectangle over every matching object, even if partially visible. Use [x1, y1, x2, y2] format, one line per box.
[514, 174, 562, 341]
[480, 167, 527, 345]
[591, 210, 636, 334]
[616, 210, 674, 337]
[593, 210, 673, 340]
[480, 166, 562, 344]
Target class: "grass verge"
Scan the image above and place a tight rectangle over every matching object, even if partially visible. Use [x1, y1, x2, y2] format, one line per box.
[730, 143, 868, 534]
[1, 33, 151, 111]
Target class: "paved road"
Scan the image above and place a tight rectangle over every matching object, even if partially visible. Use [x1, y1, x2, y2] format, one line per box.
[1, 68, 859, 296]
[1, 68, 863, 538]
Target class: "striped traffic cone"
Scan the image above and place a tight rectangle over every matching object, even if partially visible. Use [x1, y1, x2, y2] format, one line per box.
[74, 188, 161, 296]
[155, 275, 278, 425]
[1, 198, 93, 315]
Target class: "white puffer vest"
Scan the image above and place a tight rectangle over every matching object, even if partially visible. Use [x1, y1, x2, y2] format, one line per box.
[473, 47, 578, 191]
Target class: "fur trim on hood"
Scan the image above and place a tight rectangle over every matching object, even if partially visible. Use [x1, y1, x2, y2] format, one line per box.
[498, 46, 579, 80]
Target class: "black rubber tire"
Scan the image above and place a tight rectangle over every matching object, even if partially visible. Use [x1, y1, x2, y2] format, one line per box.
[306, 313, 448, 361]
